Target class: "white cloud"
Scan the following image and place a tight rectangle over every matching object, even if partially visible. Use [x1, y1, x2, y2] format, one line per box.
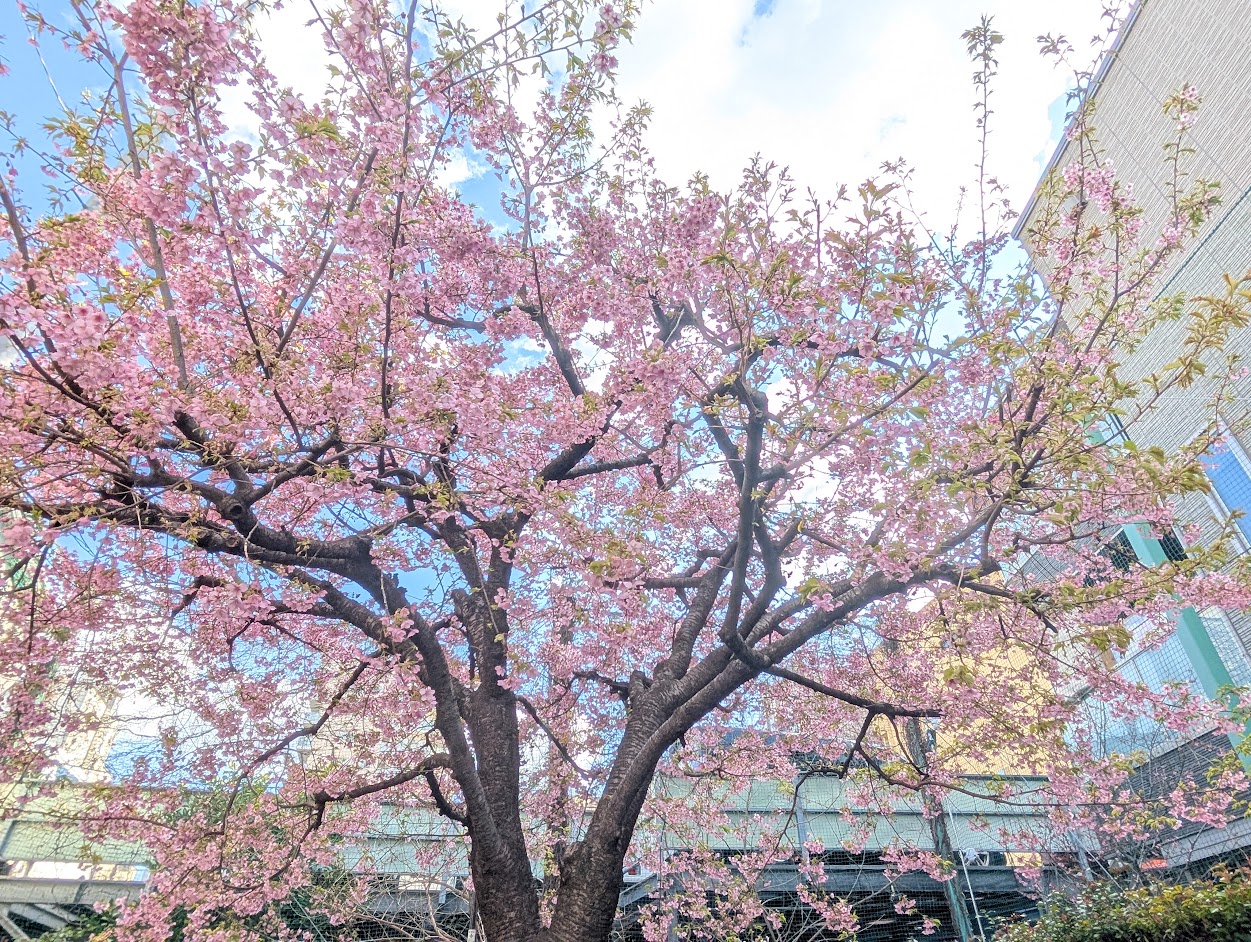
[238, 0, 1120, 227]
[240, 0, 1119, 232]
[571, 317, 616, 392]
[610, 0, 1116, 229]
[436, 150, 490, 189]
[216, 2, 335, 141]
[249, 2, 336, 98]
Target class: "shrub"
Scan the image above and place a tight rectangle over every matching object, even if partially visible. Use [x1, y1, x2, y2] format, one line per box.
[994, 868, 1251, 942]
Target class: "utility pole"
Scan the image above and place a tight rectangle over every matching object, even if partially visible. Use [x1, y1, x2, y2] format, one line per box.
[793, 773, 810, 867]
[904, 718, 979, 942]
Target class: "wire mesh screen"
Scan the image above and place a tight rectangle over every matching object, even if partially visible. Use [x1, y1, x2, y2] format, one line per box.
[1199, 608, 1251, 687]
[1201, 437, 1251, 543]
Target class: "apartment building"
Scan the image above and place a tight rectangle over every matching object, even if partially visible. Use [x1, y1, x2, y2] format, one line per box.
[1015, 0, 1251, 871]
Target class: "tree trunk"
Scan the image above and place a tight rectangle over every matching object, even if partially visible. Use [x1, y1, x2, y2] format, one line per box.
[466, 688, 543, 942]
[472, 849, 542, 942]
[536, 824, 639, 942]
[475, 668, 675, 941]
[535, 736, 660, 942]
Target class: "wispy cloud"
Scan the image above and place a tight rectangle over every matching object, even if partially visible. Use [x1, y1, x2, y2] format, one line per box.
[612, 0, 1116, 227]
[232, 0, 1118, 229]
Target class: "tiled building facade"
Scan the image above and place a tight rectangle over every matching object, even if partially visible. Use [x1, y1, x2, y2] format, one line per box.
[1017, 0, 1251, 868]
[1018, 0, 1251, 587]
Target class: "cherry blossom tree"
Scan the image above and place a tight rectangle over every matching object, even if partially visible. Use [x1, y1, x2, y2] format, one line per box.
[2, 2, 1249, 941]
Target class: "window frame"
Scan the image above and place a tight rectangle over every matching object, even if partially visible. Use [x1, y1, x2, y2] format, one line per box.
[1198, 422, 1251, 554]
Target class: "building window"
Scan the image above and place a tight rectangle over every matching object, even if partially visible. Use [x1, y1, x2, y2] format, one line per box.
[1200, 431, 1251, 544]
[1159, 528, 1188, 563]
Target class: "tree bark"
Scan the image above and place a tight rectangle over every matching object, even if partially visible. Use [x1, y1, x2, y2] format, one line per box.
[463, 655, 543, 940]
[530, 693, 668, 942]
[536, 777, 653, 942]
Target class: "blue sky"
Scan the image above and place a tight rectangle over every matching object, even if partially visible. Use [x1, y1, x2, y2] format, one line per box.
[2, 0, 1120, 782]
[1, 2, 105, 187]
[2, 0, 1119, 233]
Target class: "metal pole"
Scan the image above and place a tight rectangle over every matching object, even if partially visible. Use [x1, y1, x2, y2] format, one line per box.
[0, 908, 31, 942]
[466, 886, 480, 942]
[793, 774, 810, 867]
[904, 718, 977, 941]
[1075, 842, 1094, 882]
[948, 804, 987, 940]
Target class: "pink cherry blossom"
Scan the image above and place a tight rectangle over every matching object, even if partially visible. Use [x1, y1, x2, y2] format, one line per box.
[0, 3, 1241, 942]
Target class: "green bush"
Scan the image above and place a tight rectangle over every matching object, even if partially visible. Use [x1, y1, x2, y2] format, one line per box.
[994, 869, 1251, 942]
[36, 909, 116, 942]
[31, 868, 355, 942]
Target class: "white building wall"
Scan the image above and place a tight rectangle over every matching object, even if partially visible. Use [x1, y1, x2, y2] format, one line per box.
[1018, 0, 1251, 660]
